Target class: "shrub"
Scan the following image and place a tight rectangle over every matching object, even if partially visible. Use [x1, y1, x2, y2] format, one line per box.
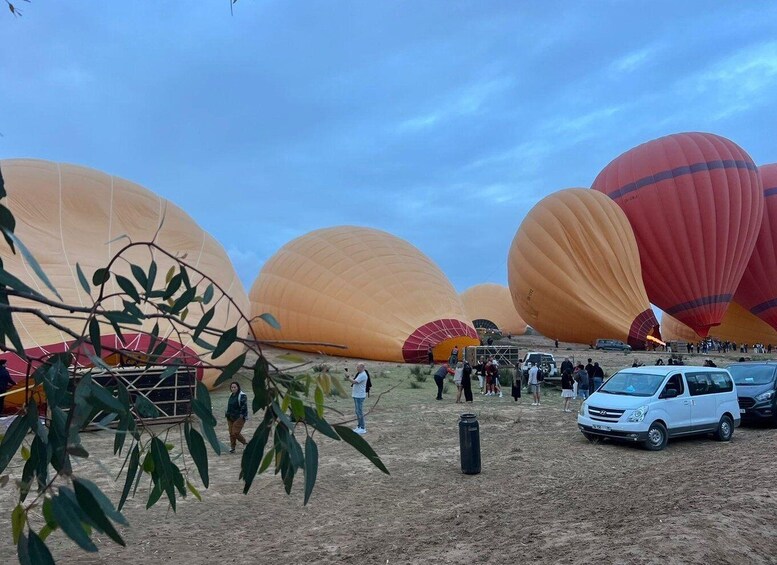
[409, 365, 422, 377]
[409, 381, 423, 389]
[498, 367, 513, 386]
[312, 363, 331, 373]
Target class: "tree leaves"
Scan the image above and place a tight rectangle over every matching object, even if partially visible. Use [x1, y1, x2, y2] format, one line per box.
[0, 401, 36, 474]
[303, 436, 318, 505]
[184, 423, 209, 488]
[333, 425, 390, 475]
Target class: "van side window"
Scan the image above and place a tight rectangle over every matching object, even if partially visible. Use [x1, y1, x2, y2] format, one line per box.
[687, 373, 712, 396]
[663, 374, 684, 395]
[710, 372, 733, 393]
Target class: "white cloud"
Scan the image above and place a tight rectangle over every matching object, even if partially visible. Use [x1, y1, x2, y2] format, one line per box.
[609, 45, 662, 74]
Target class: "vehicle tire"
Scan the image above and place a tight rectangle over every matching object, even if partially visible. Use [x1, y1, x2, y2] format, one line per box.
[643, 422, 668, 451]
[714, 415, 734, 441]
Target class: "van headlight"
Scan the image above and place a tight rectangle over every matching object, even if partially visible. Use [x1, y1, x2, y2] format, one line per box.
[628, 405, 649, 422]
[579, 403, 587, 417]
[756, 390, 775, 402]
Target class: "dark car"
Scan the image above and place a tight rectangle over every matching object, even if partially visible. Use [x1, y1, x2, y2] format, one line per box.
[726, 362, 777, 425]
[595, 339, 632, 352]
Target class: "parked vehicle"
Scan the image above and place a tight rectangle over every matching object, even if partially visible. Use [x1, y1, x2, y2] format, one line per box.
[577, 366, 740, 451]
[726, 362, 777, 426]
[520, 352, 558, 382]
[595, 338, 632, 351]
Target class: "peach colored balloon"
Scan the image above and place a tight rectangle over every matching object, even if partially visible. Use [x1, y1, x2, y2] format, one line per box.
[0, 159, 248, 402]
[249, 226, 479, 362]
[663, 303, 777, 346]
[460, 283, 527, 335]
[508, 188, 659, 349]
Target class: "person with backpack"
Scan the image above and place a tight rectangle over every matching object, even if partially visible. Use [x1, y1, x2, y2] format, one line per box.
[225, 381, 248, 453]
[346, 362, 369, 434]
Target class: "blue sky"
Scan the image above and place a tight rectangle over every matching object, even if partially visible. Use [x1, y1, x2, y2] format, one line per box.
[2, 1, 776, 299]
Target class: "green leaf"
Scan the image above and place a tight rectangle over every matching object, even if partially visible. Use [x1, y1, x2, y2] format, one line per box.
[162, 273, 182, 300]
[213, 352, 247, 387]
[51, 488, 98, 552]
[88, 318, 101, 357]
[130, 264, 148, 290]
[146, 483, 163, 509]
[0, 204, 15, 251]
[241, 423, 269, 494]
[150, 437, 177, 511]
[115, 275, 140, 303]
[76, 263, 91, 296]
[0, 164, 6, 200]
[73, 477, 128, 526]
[303, 435, 318, 505]
[258, 448, 274, 474]
[184, 423, 209, 488]
[191, 398, 216, 428]
[2, 229, 62, 299]
[258, 312, 281, 330]
[271, 401, 293, 431]
[303, 406, 340, 440]
[202, 283, 214, 305]
[118, 445, 140, 511]
[314, 386, 325, 418]
[73, 478, 126, 546]
[212, 325, 238, 360]
[165, 265, 175, 284]
[92, 267, 110, 286]
[20, 445, 30, 461]
[333, 425, 390, 475]
[134, 395, 160, 419]
[289, 396, 305, 421]
[186, 481, 202, 502]
[38, 525, 55, 542]
[12, 503, 25, 544]
[0, 267, 46, 300]
[170, 286, 196, 315]
[199, 418, 222, 456]
[0, 401, 35, 474]
[25, 529, 55, 565]
[192, 307, 215, 342]
[146, 261, 157, 293]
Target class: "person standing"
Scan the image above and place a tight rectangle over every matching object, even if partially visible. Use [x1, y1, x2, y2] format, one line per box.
[225, 382, 248, 453]
[0, 359, 15, 415]
[427, 346, 434, 367]
[574, 363, 589, 401]
[449, 346, 459, 366]
[475, 357, 486, 393]
[461, 360, 474, 403]
[560, 357, 573, 375]
[347, 362, 369, 434]
[434, 363, 454, 401]
[453, 362, 465, 403]
[510, 362, 522, 402]
[585, 358, 595, 396]
[528, 363, 541, 406]
[561, 367, 574, 412]
[593, 362, 605, 391]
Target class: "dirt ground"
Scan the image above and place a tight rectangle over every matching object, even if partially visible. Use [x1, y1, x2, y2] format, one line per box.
[1, 334, 777, 564]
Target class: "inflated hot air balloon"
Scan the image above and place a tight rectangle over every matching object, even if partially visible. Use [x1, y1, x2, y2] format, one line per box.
[0, 159, 249, 414]
[460, 284, 527, 335]
[663, 303, 777, 347]
[735, 164, 777, 330]
[592, 132, 763, 337]
[508, 188, 659, 349]
[249, 226, 479, 362]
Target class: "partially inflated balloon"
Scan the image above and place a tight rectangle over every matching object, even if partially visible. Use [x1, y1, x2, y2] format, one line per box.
[735, 164, 777, 330]
[592, 132, 763, 337]
[508, 188, 659, 349]
[460, 284, 527, 335]
[249, 226, 479, 362]
[663, 303, 777, 346]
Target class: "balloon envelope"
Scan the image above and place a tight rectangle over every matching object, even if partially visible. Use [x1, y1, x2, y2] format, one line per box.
[735, 164, 777, 330]
[508, 188, 658, 349]
[663, 303, 777, 347]
[592, 132, 763, 337]
[249, 226, 479, 362]
[460, 283, 527, 335]
[0, 159, 249, 411]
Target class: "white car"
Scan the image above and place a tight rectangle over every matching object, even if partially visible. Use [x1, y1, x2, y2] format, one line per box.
[577, 366, 740, 451]
[520, 352, 558, 381]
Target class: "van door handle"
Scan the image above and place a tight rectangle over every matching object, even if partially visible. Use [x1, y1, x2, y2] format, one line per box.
[683, 400, 691, 405]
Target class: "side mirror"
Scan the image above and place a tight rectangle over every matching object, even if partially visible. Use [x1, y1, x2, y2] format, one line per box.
[661, 388, 679, 399]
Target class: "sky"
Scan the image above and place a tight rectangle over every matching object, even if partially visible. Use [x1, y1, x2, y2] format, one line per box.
[2, 1, 777, 301]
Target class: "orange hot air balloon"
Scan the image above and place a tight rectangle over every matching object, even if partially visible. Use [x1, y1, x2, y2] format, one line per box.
[592, 132, 763, 337]
[663, 303, 777, 347]
[249, 226, 479, 363]
[735, 164, 777, 330]
[0, 159, 249, 414]
[508, 188, 659, 349]
[661, 313, 702, 344]
[460, 284, 527, 335]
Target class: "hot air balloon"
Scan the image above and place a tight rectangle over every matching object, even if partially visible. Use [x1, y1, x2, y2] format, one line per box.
[460, 284, 527, 335]
[735, 164, 777, 330]
[663, 303, 777, 347]
[508, 188, 659, 349]
[0, 159, 249, 416]
[249, 226, 479, 363]
[592, 132, 763, 337]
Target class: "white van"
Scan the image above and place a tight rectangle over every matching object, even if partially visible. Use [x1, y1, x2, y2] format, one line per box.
[577, 366, 740, 451]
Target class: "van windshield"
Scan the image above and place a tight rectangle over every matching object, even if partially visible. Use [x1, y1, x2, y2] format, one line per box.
[726, 365, 776, 386]
[598, 372, 665, 397]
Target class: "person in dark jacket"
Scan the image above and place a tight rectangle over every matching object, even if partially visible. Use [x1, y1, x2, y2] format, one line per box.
[510, 363, 522, 402]
[0, 360, 15, 414]
[592, 362, 605, 391]
[434, 363, 454, 400]
[560, 357, 573, 375]
[585, 358, 595, 396]
[427, 346, 434, 367]
[225, 381, 248, 453]
[461, 361, 474, 403]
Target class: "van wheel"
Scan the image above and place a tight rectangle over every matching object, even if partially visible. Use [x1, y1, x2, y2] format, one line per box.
[714, 415, 733, 441]
[644, 422, 667, 451]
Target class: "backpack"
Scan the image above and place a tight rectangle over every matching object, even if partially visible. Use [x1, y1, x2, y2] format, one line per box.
[239, 391, 250, 420]
[365, 370, 372, 397]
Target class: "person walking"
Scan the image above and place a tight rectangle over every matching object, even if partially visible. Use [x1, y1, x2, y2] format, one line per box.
[461, 360, 474, 403]
[454, 362, 465, 403]
[0, 359, 15, 415]
[561, 367, 574, 412]
[434, 363, 454, 400]
[510, 362, 522, 401]
[528, 363, 541, 406]
[225, 382, 248, 453]
[347, 362, 369, 434]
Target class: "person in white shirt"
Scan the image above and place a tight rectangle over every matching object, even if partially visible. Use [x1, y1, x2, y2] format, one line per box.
[528, 363, 541, 406]
[347, 363, 369, 434]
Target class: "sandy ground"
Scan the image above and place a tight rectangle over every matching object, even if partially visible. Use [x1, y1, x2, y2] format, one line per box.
[1, 334, 776, 564]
